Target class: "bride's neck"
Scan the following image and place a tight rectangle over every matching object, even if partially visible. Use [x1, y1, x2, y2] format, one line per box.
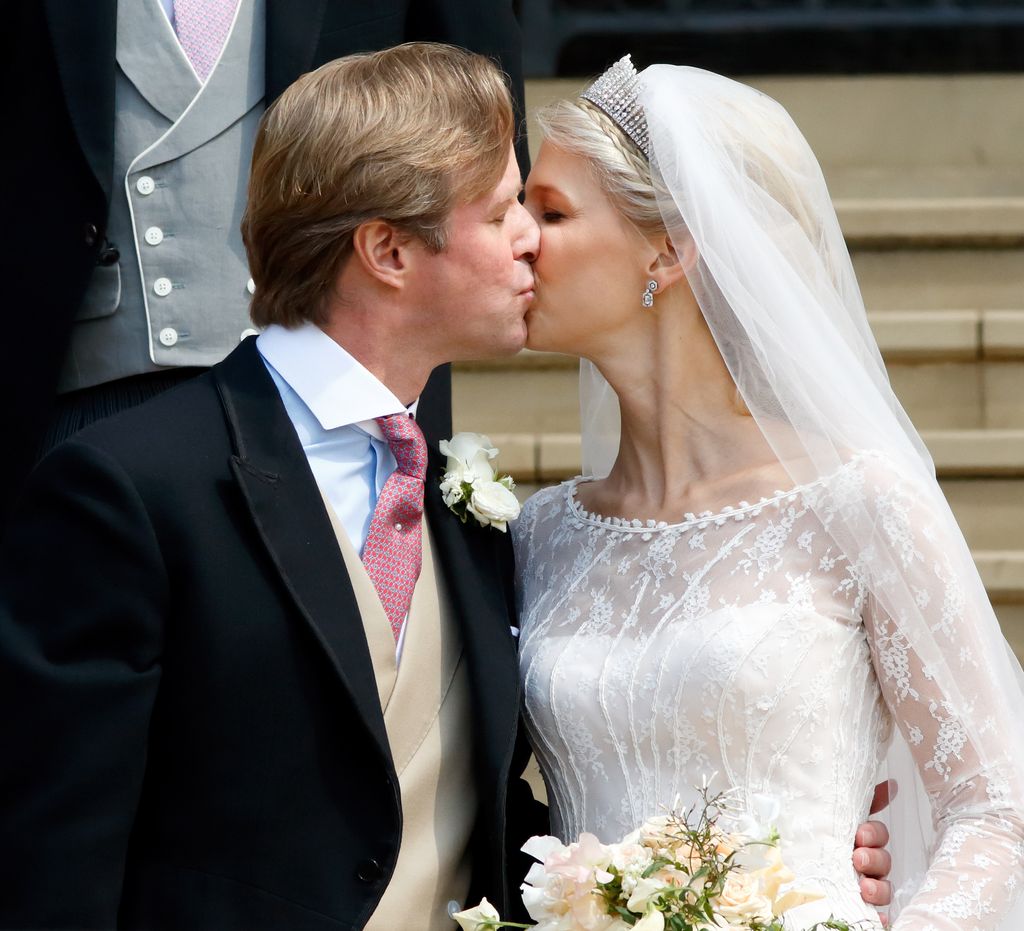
[587, 293, 770, 514]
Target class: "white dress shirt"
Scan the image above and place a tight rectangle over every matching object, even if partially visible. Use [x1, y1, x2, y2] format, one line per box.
[256, 322, 420, 552]
[257, 323, 420, 657]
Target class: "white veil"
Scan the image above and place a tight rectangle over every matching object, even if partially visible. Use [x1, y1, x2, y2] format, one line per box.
[578, 64, 1024, 926]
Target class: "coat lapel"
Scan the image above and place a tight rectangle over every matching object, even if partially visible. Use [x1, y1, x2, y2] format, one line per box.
[213, 339, 392, 768]
[44, 0, 117, 201]
[422, 445, 521, 783]
[422, 444, 522, 906]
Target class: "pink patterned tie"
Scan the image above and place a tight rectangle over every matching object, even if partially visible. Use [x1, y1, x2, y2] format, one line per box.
[361, 414, 428, 642]
[174, 0, 241, 83]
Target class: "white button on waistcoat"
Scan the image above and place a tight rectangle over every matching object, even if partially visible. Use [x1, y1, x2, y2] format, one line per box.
[240, 328, 259, 341]
[144, 226, 164, 246]
[246, 278, 256, 294]
[136, 176, 155, 195]
[153, 277, 172, 297]
[158, 327, 178, 347]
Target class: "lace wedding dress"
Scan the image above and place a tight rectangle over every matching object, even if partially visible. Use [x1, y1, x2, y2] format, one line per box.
[513, 453, 1023, 930]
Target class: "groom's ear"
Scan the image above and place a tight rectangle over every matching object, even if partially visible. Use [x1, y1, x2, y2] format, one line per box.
[352, 219, 414, 289]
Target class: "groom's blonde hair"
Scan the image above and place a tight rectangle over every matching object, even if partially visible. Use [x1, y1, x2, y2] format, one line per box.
[243, 43, 515, 328]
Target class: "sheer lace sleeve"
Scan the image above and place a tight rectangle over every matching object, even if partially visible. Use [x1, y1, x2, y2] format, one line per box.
[853, 461, 1024, 930]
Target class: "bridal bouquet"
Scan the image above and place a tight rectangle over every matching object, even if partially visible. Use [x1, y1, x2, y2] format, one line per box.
[455, 787, 859, 931]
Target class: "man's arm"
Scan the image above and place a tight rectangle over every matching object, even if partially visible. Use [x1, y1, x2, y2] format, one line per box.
[0, 440, 166, 929]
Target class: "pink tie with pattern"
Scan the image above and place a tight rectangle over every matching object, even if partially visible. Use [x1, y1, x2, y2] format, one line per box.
[362, 414, 429, 642]
[174, 0, 241, 83]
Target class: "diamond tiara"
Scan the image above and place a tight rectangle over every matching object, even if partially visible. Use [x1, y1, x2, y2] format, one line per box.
[579, 54, 650, 160]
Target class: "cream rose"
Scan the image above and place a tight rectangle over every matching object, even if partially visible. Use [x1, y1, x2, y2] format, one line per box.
[633, 909, 666, 931]
[439, 432, 498, 484]
[451, 897, 501, 931]
[716, 872, 773, 924]
[467, 480, 521, 532]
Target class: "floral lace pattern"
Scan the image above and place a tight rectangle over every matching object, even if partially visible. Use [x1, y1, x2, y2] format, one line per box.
[513, 454, 1024, 930]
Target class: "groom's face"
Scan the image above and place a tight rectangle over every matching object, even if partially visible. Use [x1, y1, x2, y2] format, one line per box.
[416, 147, 539, 361]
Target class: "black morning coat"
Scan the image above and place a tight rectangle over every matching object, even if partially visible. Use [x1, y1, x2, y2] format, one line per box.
[0, 337, 548, 929]
[0, 0, 530, 530]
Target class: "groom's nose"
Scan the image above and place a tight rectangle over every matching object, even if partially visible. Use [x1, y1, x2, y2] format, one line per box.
[512, 201, 540, 264]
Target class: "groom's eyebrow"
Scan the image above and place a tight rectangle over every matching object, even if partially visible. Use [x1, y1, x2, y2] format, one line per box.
[496, 184, 525, 209]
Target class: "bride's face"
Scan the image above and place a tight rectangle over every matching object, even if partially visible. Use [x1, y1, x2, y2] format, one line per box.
[523, 142, 652, 356]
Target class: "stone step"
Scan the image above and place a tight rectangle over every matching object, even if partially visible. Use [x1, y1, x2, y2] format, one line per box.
[470, 430, 1024, 481]
[837, 195, 1024, 247]
[852, 248, 1024, 316]
[453, 355, 1024, 433]
[997, 606, 1024, 663]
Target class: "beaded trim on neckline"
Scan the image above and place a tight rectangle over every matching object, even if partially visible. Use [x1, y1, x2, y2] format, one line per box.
[564, 452, 874, 533]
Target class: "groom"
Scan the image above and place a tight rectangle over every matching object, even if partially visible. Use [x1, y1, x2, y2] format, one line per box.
[0, 42, 891, 931]
[0, 44, 542, 931]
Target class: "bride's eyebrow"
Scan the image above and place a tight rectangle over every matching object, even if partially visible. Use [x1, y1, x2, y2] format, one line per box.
[527, 182, 567, 199]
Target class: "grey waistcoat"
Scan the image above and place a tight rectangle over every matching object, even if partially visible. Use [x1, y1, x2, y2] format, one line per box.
[59, 0, 265, 393]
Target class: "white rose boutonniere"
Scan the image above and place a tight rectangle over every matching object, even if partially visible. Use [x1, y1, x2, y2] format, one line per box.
[439, 432, 521, 532]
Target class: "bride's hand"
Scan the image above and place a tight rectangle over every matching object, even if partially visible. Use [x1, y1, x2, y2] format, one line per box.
[853, 780, 897, 924]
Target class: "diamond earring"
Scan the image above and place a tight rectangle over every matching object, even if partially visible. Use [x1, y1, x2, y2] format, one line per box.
[642, 279, 658, 308]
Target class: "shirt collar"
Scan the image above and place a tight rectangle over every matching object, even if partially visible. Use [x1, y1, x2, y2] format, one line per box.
[256, 322, 419, 433]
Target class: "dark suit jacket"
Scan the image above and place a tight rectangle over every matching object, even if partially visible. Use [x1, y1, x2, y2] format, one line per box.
[0, 337, 545, 930]
[0, 0, 529, 529]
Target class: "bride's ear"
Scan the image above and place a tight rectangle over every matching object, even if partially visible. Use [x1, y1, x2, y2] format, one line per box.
[645, 232, 694, 292]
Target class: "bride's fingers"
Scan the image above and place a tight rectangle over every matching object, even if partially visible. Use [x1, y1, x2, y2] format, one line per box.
[854, 845, 892, 880]
[868, 778, 899, 814]
[859, 876, 893, 907]
[855, 819, 890, 850]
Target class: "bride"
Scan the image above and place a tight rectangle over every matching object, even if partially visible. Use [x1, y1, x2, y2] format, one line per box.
[512, 58, 1024, 929]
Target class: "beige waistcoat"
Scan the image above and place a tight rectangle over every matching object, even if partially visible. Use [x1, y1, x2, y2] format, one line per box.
[320, 500, 476, 930]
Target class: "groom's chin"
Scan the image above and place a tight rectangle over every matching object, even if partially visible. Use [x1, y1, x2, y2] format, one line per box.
[459, 319, 528, 363]
[523, 320, 556, 355]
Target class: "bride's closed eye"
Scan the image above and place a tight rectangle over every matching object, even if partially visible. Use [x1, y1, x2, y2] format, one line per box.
[541, 210, 566, 223]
